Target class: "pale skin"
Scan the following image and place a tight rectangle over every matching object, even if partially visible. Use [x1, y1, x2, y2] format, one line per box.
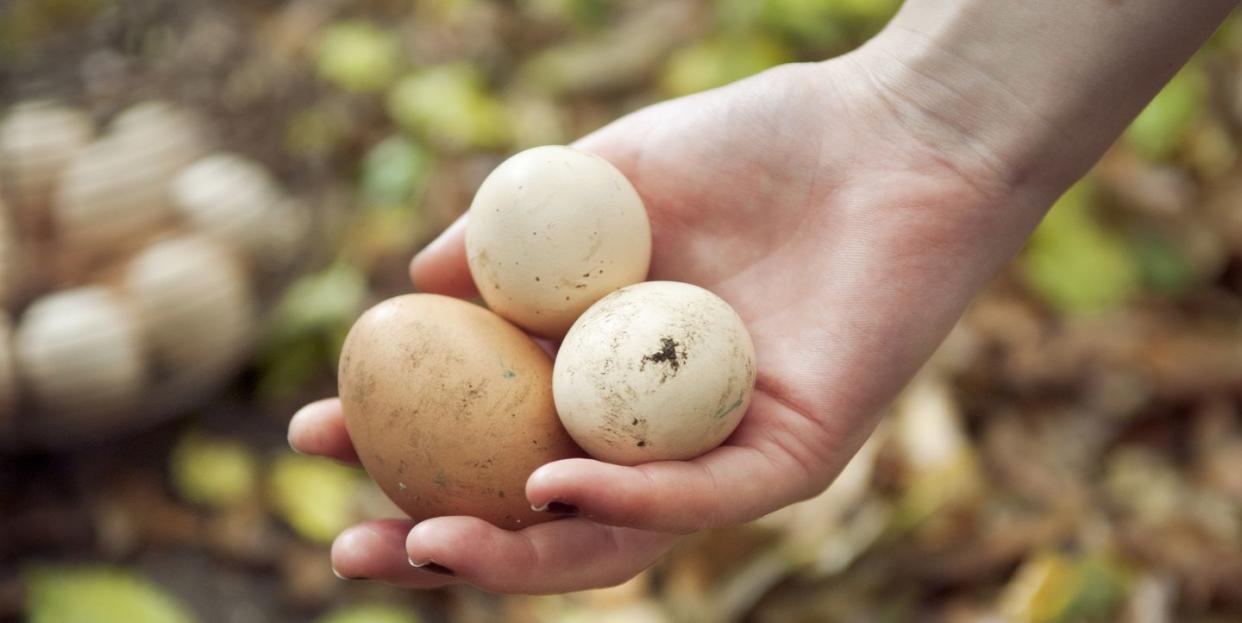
[288, 0, 1238, 594]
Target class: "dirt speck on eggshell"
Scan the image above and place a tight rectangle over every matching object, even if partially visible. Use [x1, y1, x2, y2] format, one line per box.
[466, 145, 651, 339]
[553, 281, 756, 465]
[338, 294, 582, 529]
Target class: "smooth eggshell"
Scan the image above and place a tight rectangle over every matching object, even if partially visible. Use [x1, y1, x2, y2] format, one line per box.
[171, 153, 283, 262]
[466, 145, 651, 339]
[124, 234, 256, 382]
[53, 136, 172, 251]
[0, 101, 94, 232]
[109, 101, 207, 176]
[51, 102, 205, 252]
[14, 286, 147, 431]
[338, 294, 582, 530]
[553, 281, 756, 465]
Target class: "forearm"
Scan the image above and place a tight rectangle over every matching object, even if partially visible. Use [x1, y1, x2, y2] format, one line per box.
[856, 0, 1235, 200]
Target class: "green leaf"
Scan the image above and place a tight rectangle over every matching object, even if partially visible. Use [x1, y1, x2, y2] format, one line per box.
[829, 0, 904, 24]
[257, 264, 368, 397]
[1000, 552, 1130, 623]
[756, 0, 899, 46]
[1021, 181, 1140, 312]
[341, 208, 429, 269]
[268, 451, 364, 544]
[316, 603, 422, 623]
[360, 136, 433, 205]
[170, 431, 259, 509]
[1125, 63, 1207, 161]
[1206, 11, 1241, 50]
[520, 0, 611, 28]
[661, 34, 793, 96]
[256, 337, 327, 399]
[265, 264, 368, 344]
[286, 106, 352, 159]
[315, 21, 403, 93]
[1058, 558, 1129, 623]
[715, 0, 766, 33]
[25, 565, 196, 623]
[387, 64, 510, 150]
[1132, 232, 1198, 295]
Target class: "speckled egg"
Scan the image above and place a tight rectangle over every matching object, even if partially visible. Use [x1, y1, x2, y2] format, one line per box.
[466, 145, 651, 339]
[338, 294, 582, 529]
[553, 281, 756, 465]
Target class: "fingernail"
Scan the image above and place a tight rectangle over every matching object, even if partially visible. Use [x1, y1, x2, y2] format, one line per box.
[533, 500, 578, 515]
[332, 567, 363, 580]
[409, 559, 455, 577]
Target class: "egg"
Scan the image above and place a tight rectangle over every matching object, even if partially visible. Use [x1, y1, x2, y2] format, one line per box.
[107, 101, 207, 198]
[14, 286, 147, 435]
[0, 101, 94, 233]
[553, 281, 756, 465]
[110, 101, 206, 164]
[50, 102, 209, 255]
[466, 145, 651, 339]
[171, 153, 283, 262]
[110, 101, 205, 150]
[338, 294, 582, 529]
[53, 135, 173, 251]
[124, 235, 255, 383]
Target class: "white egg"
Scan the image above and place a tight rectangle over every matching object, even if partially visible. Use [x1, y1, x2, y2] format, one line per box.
[14, 286, 147, 429]
[109, 101, 207, 183]
[52, 102, 208, 252]
[0, 101, 94, 231]
[124, 235, 256, 382]
[466, 145, 651, 339]
[171, 153, 283, 261]
[53, 135, 173, 250]
[112, 101, 203, 139]
[553, 281, 756, 464]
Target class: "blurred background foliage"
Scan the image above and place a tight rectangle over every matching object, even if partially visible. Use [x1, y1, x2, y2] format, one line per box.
[4, 0, 1242, 621]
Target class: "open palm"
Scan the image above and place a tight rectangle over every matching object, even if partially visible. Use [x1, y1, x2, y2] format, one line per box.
[289, 52, 1048, 593]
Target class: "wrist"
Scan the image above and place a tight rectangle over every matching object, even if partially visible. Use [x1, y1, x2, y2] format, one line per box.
[846, 25, 1099, 204]
[846, 0, 1234, 204]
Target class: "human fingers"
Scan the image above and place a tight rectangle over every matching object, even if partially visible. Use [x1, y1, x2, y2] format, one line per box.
[403, 515, 677, 594]
[288, 398, 360, 465]
[409, 217, 478, 299]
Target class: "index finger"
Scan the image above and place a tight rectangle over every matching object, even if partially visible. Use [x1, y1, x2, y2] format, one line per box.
[409, 217, 478, 299]
[288, 398, 360, 465]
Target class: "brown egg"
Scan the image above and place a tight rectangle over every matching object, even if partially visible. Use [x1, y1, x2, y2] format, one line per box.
[338, 294, 581, 530]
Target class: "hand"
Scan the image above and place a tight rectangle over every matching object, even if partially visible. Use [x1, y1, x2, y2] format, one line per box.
[288, 49, 1058, 593]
